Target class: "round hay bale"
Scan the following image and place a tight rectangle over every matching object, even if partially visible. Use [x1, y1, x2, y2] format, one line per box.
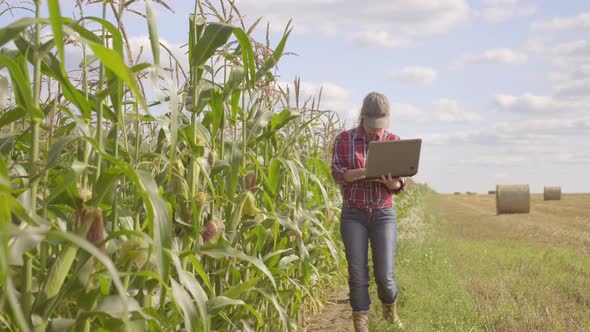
[453, 192, 461, 195]
[544, 186, 561, 200]
[496, 184, 530, 215]
[488, 190, 496, 194]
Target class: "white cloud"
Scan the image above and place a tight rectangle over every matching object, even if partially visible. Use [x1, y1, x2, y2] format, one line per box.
[496, 39, 590, 113]
[274, 83, 481, 128]
[459, 154, 528, 166]
[429, 118, 590, 169]
[554, 78, 590, 98]
[456, 48, 528, 66]
[425, 117, 590, 146]
[350, 30, 411, 49]
[392, 66, 437, 85]
[552, 40, 590, 67]
[392, 99, 480, 124]
[531, 12, 590, 32]
[553, 152, 590, 165]
[554, 39, 590, 56]
[523, 38, 545, 54]
[548, 64, 590, 82]
[127, 35, 188, 70]
[458, 148, 590, 167]
[415, 114, 590, 192]
[277, 80, 358, 124]
[523, 118, 590, 132]
[432, 98, 481, 122]
[61, 34, 188, 78]
[422, 129, 481, 145]
[542, 41, 590, 99]
[479, 0, 536, 22]
[238, 0, 471, 48]
[494, 93, 586, 113]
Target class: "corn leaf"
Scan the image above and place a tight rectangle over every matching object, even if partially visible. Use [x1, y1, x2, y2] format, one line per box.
[222, 65, 245, 100]
[191, 22, 234, 68]
[223, 277, 260, 299]
[198, 243, 277, 289]
[145, 0, 160, 65]
[84, 137, 171, 293]
[205, 89, 224, 139]
[186, 255, 214, 294]
[254, 288, 292, 330]
[0, 107, 26, 128]
[206, 296, 245, 314]
[170, 253, 209, 332]
[232, 28, 256, 88]
[62, 25, 145, 110]
[255, 28, 291, 82]
[0, 17, 37, 48]
[78, 17, 125, 115]
[0, 54, 36, 118]
[47, 0, 64, 63]
[170, 278, 200, 332]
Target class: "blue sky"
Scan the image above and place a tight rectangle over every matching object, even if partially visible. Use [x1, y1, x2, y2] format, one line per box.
[1, 0, 589, 193]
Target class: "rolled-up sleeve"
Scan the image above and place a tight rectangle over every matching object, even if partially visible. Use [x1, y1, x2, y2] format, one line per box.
[388, 177, 407, 195]
[331, 134, 348, 185]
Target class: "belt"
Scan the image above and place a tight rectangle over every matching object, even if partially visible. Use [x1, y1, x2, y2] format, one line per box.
[342, 205, 393, 213]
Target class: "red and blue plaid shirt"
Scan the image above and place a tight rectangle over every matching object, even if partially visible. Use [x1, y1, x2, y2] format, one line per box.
[331, 126, 407, 210]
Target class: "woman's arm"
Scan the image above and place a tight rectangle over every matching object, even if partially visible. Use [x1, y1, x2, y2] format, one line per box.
[332, 133, 360, 184]
[343, 168, 367, 183]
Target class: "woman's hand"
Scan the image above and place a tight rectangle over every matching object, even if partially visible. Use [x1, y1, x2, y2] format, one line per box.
[376, 173, 401, 190]
[343, 168, 367, 183]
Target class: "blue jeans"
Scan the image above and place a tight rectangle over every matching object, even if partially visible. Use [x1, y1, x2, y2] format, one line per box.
[340, 207, 398, 311]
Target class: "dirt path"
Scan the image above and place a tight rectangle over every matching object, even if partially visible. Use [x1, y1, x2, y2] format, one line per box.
[304, 286, 353, 332]
[303, 205, 428, 332]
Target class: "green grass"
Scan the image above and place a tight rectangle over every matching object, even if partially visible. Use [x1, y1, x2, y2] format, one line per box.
[369, 209, 485, 332]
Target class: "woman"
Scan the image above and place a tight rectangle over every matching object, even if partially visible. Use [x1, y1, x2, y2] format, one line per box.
[331, 92, 406, 332]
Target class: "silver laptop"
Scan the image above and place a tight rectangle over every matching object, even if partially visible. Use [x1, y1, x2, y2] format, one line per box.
[365, 138, 422, 178]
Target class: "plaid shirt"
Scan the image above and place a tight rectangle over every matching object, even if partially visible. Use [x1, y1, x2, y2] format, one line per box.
[331, 126, 407, 210]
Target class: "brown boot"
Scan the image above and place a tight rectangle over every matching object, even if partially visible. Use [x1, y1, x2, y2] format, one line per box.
[352, 310, 369, 332]
[382, 302, 404, 329]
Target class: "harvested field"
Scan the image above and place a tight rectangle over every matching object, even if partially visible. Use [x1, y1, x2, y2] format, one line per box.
[435, 193, 590, 257]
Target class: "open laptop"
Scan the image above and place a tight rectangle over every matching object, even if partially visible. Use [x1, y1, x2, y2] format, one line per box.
[365, 138, 422, 179]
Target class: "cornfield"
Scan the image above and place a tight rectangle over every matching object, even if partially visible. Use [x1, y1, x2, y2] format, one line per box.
[0, 0, 347, 331]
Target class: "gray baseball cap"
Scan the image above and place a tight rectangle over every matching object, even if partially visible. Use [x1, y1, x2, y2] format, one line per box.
[361, 92, 390, 128]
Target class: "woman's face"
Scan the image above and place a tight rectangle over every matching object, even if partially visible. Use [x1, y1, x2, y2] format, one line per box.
[363, 124, 384, 139]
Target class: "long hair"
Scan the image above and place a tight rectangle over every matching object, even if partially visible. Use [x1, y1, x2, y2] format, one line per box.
[357, 116, 364, 128]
